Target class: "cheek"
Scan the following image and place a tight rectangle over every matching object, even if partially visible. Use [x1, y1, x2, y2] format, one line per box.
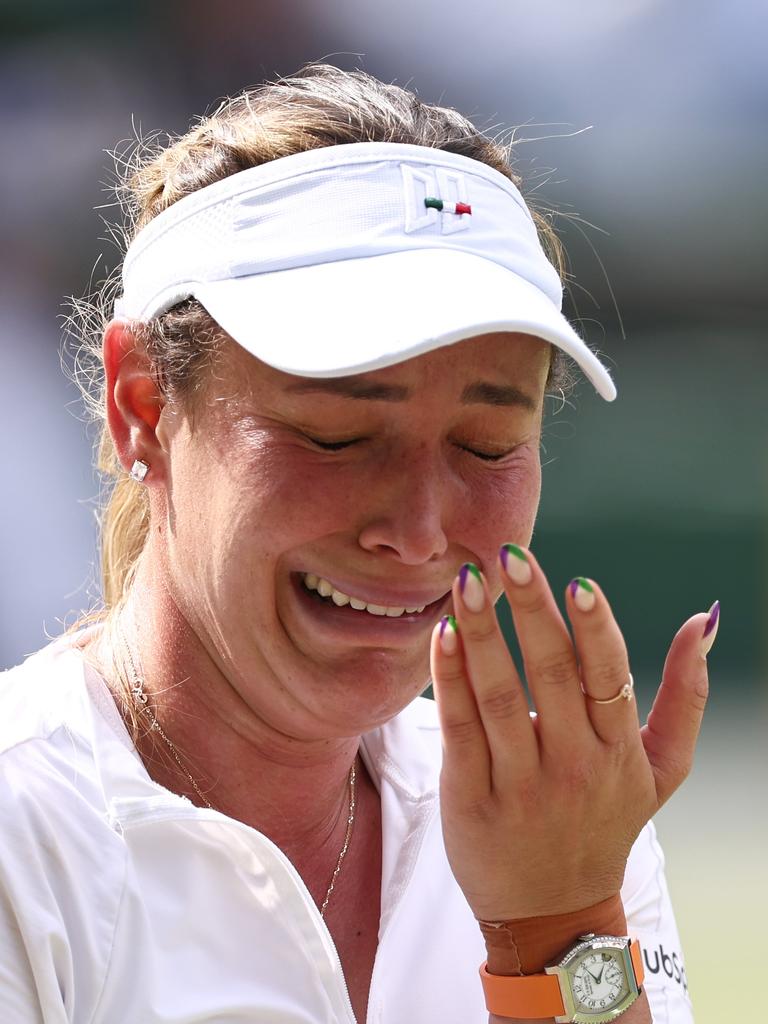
[459, 449, 542, 563]
[217, 439, 359, 548]
[265, 459, 359, 534]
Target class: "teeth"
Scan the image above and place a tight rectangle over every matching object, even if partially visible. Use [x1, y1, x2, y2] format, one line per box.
[302, 574, 427, 618]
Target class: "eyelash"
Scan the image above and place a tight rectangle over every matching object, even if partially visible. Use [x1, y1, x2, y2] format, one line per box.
[307, 436, 514, 462]
[308, 437, 361, 452]
[461, 447, 510, 462]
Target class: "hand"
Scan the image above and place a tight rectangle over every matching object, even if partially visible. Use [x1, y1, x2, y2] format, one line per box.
[430, 546, 713, 923]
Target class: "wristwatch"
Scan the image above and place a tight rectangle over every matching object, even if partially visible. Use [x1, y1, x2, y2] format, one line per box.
[480, 933, 645, 1023]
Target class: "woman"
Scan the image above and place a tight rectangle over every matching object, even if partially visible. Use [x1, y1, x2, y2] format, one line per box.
[0, 65, 716, 1023]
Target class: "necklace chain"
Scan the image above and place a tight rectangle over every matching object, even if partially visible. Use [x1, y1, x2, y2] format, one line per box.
[116, 619, 356, 919]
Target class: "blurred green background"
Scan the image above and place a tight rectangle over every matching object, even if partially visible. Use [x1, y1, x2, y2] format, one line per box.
[531, 323, 767, 1022]
[1, 1, 765, 1020]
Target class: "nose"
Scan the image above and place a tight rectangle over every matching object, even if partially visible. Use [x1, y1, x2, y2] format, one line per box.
[356, 444, 450, 565]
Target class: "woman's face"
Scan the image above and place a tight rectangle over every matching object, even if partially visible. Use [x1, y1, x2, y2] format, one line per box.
[152, 331, 551, 738]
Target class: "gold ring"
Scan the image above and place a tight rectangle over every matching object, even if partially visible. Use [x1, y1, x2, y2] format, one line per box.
[583, 673, 634, 705]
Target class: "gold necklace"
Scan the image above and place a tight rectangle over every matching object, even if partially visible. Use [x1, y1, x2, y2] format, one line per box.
[117, 621, 356, 919]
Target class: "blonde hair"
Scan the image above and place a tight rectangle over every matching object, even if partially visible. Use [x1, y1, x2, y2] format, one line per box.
[70, 63, 570, 614]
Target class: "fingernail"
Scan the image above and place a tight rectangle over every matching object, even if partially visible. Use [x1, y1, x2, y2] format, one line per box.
[459, 563, 485, 613]
[700, 600, 720, 658]
[439, 614, 458, 655]
[500, 543, 532, 585]
[569, 577, 596, 612]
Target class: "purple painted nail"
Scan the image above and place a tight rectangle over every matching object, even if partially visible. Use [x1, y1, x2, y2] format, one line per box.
[459, 563, 480, 593]
[439, 614, 456, 638]
[499, 544, 532, 585]
[438, 614, 458, 655]
[701, 600, 720, 658]
[458, 563, 485, 613]
[703, 600, 720, 638]
[569, 577, 596, 612]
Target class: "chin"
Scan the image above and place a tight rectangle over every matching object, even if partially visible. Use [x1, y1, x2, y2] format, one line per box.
[304, 652, 431, 735]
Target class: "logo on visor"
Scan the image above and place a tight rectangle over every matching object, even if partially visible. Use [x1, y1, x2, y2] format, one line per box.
[402, 165, 471, 235]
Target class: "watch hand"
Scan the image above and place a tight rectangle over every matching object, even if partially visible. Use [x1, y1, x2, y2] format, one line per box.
[586, 966, 601, 982]
[596, 966, 606, 984]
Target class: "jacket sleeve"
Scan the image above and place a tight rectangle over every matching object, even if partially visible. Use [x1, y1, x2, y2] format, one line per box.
[621, 821, 695, 1023]
[0, 736, 127, 1024]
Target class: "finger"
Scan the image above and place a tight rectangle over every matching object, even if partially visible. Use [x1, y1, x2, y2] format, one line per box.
[641, 602, 718, 807]
[451, 563, 539, 776]
[498, 545, 592, 749]
[430, 615, 492, 804]
[565, 577, 640, 745]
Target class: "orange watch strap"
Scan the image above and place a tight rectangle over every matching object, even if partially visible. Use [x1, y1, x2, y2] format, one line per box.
[631, 938, 645, 987]
[479, 939, 644, 1019]
[480, 962, 565, 1018]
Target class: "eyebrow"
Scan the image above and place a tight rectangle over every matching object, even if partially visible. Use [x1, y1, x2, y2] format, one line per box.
[285, 378, 410, 401]
[460, 382, 536, 411]
[285, 377, 536, 410]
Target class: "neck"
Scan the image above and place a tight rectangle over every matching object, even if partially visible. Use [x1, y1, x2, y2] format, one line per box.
[95, 561, 362, 878]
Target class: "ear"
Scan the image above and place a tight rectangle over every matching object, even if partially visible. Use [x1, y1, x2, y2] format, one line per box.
[103, 319, 166, 482]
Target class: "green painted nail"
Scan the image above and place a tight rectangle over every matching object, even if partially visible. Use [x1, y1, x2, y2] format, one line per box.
[500, 543, 527, 569]
[569, 577, 596, 612]
[569, 577, 594, 598]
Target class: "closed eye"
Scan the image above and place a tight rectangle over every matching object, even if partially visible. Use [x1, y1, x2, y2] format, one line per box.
[458, 445, 516, 462]
[306, 436, 519, 460]
[306, 435, 363, 451]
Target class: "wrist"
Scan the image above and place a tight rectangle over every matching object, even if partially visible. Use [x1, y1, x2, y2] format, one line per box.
[479, 893, 627, 975]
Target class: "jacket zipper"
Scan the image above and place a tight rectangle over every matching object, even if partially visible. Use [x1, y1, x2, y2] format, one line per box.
[364, 796, 439, 1023]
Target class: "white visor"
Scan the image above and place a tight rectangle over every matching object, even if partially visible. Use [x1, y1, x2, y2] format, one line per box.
[115, 142, 616, 400]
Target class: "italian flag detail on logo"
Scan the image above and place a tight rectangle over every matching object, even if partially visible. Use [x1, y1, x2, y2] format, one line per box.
[424, 197, 472, 215]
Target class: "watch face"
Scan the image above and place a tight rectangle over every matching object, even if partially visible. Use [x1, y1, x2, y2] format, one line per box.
[548, 935, 640, 1024]
[570, 950, 627, 1013]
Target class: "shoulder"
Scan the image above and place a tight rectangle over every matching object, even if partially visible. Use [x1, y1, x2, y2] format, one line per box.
[0, 641, 129, 1020]
[0, 637, 87, 752]
[0, 639, 105, 810]
[0, 637, 123, 862]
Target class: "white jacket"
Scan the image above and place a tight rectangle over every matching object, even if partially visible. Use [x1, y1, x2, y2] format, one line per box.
[0, 639, 694, 1023]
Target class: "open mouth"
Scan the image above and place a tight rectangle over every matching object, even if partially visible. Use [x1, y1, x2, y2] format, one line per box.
[300, 572, 446, 619]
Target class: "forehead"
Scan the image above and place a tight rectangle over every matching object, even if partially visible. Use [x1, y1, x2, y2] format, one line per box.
[220, 331, 552, 405]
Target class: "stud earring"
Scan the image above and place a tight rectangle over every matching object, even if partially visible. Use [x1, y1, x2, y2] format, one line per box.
[130, 459, 150, 483]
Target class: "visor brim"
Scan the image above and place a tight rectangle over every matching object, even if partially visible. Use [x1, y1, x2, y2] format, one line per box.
[195, 248, 616, 401]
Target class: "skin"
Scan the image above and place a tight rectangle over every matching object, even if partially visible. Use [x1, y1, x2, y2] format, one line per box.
[96, 322, 710, 1023]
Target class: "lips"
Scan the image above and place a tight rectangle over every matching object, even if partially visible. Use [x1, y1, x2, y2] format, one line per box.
[300, 572, 449, 619]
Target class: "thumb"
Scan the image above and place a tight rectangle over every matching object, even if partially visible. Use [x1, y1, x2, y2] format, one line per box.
[640, 602, 719, 807]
